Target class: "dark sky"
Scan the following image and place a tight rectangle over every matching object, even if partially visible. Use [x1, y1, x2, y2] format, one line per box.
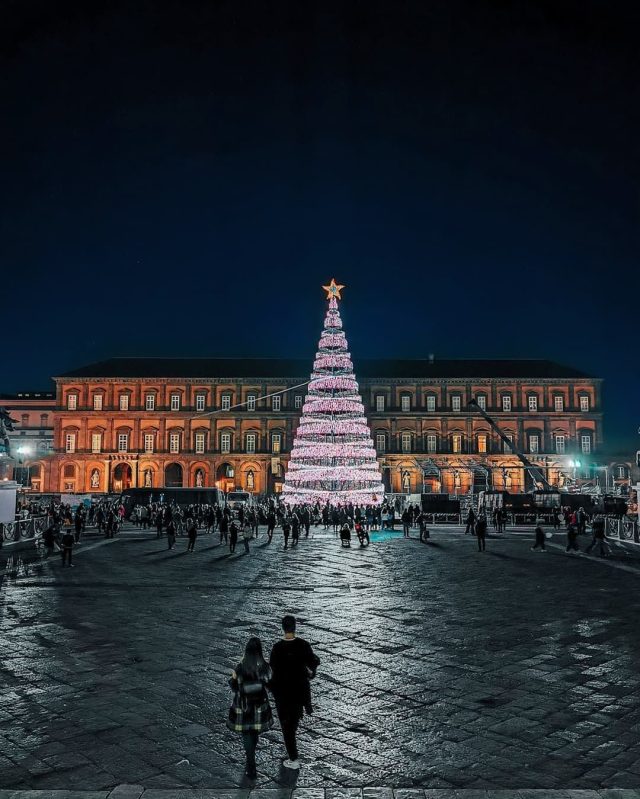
[1, 1, 638, 450]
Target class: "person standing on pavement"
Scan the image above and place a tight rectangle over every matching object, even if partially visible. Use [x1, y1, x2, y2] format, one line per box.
[229, 520, 238, 553]
[242, 524, 252, 554]
[61, 528, 75, 567]
[585, 517, 610, 557]
[475, 514, 487, 552]
[227, 637, 273, 780]
[401, 507, 411, 537]
[219, 514, 229, 545]
[167, 519, 177, 550]
[464, 508, 476, 535]
[269, 615, 320, 771]
[186, 518, 198, 552]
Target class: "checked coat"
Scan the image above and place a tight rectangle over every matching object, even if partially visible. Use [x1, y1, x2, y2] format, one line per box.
[226, 662, 274, 734]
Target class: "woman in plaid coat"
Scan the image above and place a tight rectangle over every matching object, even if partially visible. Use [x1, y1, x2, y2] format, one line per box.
[227, 637, 273, 779]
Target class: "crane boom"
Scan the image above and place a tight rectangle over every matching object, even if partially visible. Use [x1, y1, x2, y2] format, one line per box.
[467, 399, 553, 491]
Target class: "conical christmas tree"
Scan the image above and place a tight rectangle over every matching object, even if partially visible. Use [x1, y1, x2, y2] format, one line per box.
[282, 280, 384, 507]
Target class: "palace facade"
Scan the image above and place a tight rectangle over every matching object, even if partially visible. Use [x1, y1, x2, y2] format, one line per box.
[27, 356, 602, 498]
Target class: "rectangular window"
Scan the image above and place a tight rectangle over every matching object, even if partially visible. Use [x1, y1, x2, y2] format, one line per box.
[476, 395, 486, 410]
[67, 394, 77, 410]
[117, 433, 128, 452]
[169, 433, 180, 453]
[426, 434, 437, 453]
[503, 434, 514, 453]
[272, 395, 281, 411]
[581, 435, 591, 454]
[401, 395, 411, 412]
[170, 394, 180, 411]
[580, 396, 590, 412]
[196, 394, 206, 412]
[91, 433, 101, 453]
[271, 434, 281, 454]
[221, 395, 231, 411]
[529, 435, 539, 453]
[376, 395, 385, 412]
[555, 435, 565, 454]
[145, 394, 155, 411]
[451, 396, 461, 412]
[246, 433, 257, 454]
[221, 432, 231, 454]
[617, 466, 626, 478]
[426, 395, 436, 412]
[247, 394, 256, 411]
[477, 434, 487, 454]
[452, 434, 462, 454]
[528, 395, 538, 412]
[294, 394, 303, 409]
[65, 433, 76, 453]
[401, 433, 411, 453]
[195, 432, 205, 454]
[119, 394, 129, 411]
[554, 395, 564, 412]
[375, 433, 386, 453]
[144, 433, 154, 453]
[502, 395, 512, 412]
[93, 394, 103, 410]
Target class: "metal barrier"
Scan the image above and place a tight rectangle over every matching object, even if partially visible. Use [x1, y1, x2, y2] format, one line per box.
[423, 513, 462, 525]
[605, 517, 639, 543]
[0, 515, 51, 545]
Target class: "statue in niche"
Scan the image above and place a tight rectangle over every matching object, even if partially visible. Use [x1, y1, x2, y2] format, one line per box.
[90, 469, 100, 489]
[144, 469, 152, 488]
[195, 469, 204, 487]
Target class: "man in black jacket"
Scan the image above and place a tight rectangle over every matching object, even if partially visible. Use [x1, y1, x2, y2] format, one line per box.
[269, 615, 320, 770]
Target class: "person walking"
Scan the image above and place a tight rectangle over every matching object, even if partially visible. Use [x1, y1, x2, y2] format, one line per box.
[42, 524, 57, 558]
[531, 521, 547, 552]
[585, 517, 610, 557]
[243, 524, 252, 554]
[464, 508, 476, 535]
[282, 517, 291, 550]
[475, 515, 487, 552]
[227, 637, 273, 780]
[229, 520, 238, 553]
[291, 513, 300, 546]
[566, 523, 580, 553]
[266, 510, 276, 543]
[269, 615, 320, 770]
[73, 510, 83, 544]
[61, 528, 75, 567]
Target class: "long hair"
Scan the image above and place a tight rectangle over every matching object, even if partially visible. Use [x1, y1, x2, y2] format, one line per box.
[241, 637, 266, 678]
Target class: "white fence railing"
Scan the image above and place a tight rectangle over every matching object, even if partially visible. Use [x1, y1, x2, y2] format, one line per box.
[0, 515, 51, 546]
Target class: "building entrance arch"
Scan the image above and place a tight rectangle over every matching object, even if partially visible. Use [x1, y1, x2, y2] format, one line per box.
[112, 463, 132, 492]
[165, 462, 184, 488]
[216, 462, 235, 493]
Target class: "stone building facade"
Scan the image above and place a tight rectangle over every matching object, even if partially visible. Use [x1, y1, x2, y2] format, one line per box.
[0, 391, 56, 487]
[33, 357, 602, 497]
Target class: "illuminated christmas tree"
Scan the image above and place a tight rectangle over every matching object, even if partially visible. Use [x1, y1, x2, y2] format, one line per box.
[282, 279, 384, 507]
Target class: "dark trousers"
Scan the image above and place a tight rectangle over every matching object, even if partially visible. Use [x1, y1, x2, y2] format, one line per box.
[242, 730, 258, 774]
[267, 526, 274, 542]
[74, 530, 81, 543]
[465, 522, 475, 535]
[229, 538, 236, 553]
[61, 547, 72, 565]
[277, 703, 301, 761]
[477, 534, 485, 552]
[187, 537, 196, 551]
[283, 533, 289, 549]
[403, 523, 410, 537]
[243, 537, 250, 553]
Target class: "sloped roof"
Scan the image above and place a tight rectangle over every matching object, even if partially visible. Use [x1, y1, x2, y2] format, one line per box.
[56, 357, 593, 380]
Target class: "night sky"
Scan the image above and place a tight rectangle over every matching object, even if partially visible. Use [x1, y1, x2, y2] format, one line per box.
[2, 1, 638, 450]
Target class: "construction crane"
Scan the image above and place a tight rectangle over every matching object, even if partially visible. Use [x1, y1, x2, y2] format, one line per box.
[467, 399, 554, 491]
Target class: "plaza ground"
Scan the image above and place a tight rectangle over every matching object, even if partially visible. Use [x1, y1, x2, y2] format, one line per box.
[2, 522, 640, 796]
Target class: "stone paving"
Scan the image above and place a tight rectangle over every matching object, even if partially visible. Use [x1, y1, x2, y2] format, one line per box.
[2, 523, 640, 793]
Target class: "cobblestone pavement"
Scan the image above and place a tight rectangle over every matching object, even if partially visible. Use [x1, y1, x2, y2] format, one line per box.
[2, 524, 640, 792]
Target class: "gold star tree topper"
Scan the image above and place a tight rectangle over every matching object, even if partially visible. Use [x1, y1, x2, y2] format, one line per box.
[322, 278, 345, 300]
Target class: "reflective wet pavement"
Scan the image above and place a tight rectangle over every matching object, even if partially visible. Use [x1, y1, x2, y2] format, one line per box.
[2, 525, 640, 792]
